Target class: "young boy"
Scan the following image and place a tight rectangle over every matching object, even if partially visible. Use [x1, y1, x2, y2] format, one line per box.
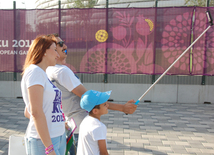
[77, 90, 111, 155]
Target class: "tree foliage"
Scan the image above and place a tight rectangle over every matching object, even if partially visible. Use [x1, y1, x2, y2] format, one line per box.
[185, 0, 214, 7]
[67, 0, 98, 8]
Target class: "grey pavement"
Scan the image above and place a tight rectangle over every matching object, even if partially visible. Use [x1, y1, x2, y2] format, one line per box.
[0, 97, 214, 155]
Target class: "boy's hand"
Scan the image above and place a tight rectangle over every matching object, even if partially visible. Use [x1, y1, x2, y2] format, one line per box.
[123, 99, 137, 114]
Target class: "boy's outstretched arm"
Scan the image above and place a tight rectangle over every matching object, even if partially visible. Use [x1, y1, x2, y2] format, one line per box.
[98, 139, 108, 155]
[108, 99, 137, 114]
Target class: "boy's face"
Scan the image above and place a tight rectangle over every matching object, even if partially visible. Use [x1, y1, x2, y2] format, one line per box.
[97, 102, 109, 115]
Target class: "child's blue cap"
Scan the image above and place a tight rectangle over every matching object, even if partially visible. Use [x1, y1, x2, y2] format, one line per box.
[80, 90, 112, 112]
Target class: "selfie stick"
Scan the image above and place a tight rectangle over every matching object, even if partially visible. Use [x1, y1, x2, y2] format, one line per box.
[135, 11, 213, 105]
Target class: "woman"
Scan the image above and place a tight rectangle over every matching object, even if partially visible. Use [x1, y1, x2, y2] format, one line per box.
[21, 35, 66, 155]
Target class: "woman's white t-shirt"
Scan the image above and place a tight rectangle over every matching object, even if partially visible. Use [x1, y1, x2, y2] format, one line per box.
[21, 64, 65, 139]
[46, 65, 87, 134]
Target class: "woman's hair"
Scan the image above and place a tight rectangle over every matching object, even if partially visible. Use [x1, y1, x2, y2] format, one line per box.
[22, 35, 57, 74]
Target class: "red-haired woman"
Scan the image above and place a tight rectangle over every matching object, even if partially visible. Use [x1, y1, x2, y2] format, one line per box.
[21, 35, 66, 155]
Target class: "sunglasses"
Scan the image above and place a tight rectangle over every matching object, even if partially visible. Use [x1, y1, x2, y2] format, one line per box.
[57, 41, 64, 47]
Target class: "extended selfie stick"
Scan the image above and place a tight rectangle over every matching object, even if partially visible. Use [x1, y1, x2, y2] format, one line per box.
[135, 11, 213, 105]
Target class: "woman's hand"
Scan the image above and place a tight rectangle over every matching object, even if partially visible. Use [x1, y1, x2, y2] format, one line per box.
[65, 122, 70, 130]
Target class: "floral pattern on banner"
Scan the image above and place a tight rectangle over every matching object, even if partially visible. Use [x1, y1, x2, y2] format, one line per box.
[75, 8, 214, 75]
[205, 26, 214, 74]
[191, 10, 207, 74]
[80, 11, 164, 74]
[161, 12, 192, 73]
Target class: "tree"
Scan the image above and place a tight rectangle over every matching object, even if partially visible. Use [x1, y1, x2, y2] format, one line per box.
[67, 0, 98, 8]
[185, 0, 214, 7]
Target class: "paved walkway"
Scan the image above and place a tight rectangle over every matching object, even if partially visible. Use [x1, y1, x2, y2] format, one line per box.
[0, 97, 214, 155]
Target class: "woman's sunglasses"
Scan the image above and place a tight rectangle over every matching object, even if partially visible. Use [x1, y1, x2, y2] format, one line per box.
[57, 41, 64, 47]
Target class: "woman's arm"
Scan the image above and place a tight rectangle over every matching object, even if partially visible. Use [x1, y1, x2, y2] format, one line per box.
[28, 85, 56, 155]
[98, 139, 108, 155]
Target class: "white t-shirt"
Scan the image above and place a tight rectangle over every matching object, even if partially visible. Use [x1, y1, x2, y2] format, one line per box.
[77, 115, 107, 155]
[21, 64, 65, 139]
[46, 65, 87, 133]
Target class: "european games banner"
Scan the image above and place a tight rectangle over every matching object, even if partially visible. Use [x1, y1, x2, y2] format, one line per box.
[0, 7, 214, 75]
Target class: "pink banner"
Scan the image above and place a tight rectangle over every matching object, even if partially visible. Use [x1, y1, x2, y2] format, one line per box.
[0, 7, 214, 75]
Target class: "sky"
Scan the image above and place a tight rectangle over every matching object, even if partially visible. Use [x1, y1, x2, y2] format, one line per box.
[0, 0, 36, 9]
